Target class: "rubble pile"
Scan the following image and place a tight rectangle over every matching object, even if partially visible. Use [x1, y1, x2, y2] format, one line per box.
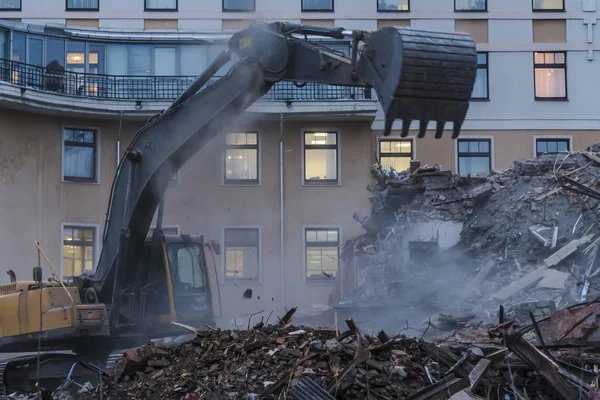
[325, 147, 600, 336]
[55, 306, 600, 399]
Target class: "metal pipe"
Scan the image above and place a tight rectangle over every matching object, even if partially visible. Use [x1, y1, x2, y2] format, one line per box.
[156, 196, 165, 230]
[168, 48, 231, 111]
[116, 111, 123, 169]
[279, 113, 285, 320]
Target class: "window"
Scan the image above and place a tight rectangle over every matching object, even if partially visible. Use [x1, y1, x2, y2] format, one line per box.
[66, 0, 99, 10]
[145, 0, 177, 10]
[63, 226, 95, 278]
[0, 0, 20, 10]
[455, 0, 486, 11]
[224, 228, 259, 281]
[305, 228, 339, 281]
[303, 131, 338, 184]
[377, 0, 409, 11]
[225, 133, 259, 184]
[457, 138, 492, 175]
[534, 52, 567, 100]
[223, 0, 255, 11]
[535, 138, 570, 156]
[533, 0, 564, 11]
[66, 41, 86, 73]
[63, 128, 98, 182]
[302, 0, 333, 11]
[148, 227, 180, 236]
[472, 52, 488, 99]
[379, 139, 413, 172]
[0, 29, 7, 60]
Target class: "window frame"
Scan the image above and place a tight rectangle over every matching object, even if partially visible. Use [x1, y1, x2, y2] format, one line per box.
[301, 0, 334, 12]
[223, 131, 261, 186]
[533, 51, 568, 101]
[144, 0, 178, 11]
[454, 0, 487, 12]
[471, 51, 489, 100]
[533, 136, 572, 158]
[61, 126, 101, 184]
[222, 226, 261, 284]
[455, 136, 494, 176]
[376, 137, 415, 171]
[148, 225, 180, 237]
[65, 0, 100, 11]
[301, 129, 341, 186]
[222, 0, 256, 12]
[0, 0, 21, 11]
[376, 0, 410, 12]
[532, 0, 565, 12]
[303, 226, 340, 284]
[60, 223, 99, 280]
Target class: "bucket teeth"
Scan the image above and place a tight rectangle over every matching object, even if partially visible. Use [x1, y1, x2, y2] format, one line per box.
[417, 120, 428, 138]
[383, 119, 393, 137]
[452, 122, 462, 139]
[435, 121, 445, 139]
[401, 120, 411, 137]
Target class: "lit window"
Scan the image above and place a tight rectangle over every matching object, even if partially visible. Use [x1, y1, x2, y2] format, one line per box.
[457, 139, 492, 176]
[223, 0, 255, 11]
[305, 228, 339, 281]
[379, 139, 413, 172]
[63, 128, 97, 182]
[534, 52, 567, 100]
[455, 0, 486, 11]
[225, 133, 259, 184]
[224, 228, 259, 281]
[304, 132, 338, 184]
[377, 0, 409, 11]
[302, 0, 333, 11]
[148, 227, 180, 237]
[0, 0, 20, 10]
[533, 0, 564, 11]
[145, 0, 177, 10]
[472, 52, 489, 99]
[63, 226, 95, 278]
[536, 138, 570, 156]
[66, 0, 99, 10]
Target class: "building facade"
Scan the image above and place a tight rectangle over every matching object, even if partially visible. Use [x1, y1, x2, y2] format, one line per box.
[0, 0, 599, 327]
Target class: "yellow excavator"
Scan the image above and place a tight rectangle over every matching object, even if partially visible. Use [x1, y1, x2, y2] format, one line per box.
[0, 22, 478, 393]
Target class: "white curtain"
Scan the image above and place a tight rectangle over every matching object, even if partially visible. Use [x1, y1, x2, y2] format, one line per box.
[107, 44, 127, 75]
[154, 47, 176, 76]
[64, 146, 94, 178]
[535, 68, 566, 98]
[472, 68, 488, 98]
[180, 45, 207, 76]
[146, 0, 176, 8]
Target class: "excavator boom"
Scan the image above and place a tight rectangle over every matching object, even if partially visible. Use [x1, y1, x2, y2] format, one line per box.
[74, 21, 477, 314]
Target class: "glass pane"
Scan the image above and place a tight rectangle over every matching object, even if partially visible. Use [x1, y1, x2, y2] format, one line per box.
[11, 33, 25, 63]
[533, 0, 563, 10]
[305, 149, 337, 181]
[246, 133, 257, 145]
[154, 47, 177, 76]
[146, 0, 177, 9]
[380, 156, 411, 172]
[557, 141, 568, 152]
[130, 45, 151, 76]
[63, 258, 74, 277]
[377, 0, 409, 11]
[534, 52, 545, 64]
[225, 229, 258, 247]
[535, 68, 566, 98]
[72, 228, 82, 241]
[180, 45, 207, 76]
[316, 230, 327, 242]
[29, 38, 43, 67]
[554, 53, 565, 64]
[173, 245, 206, 288]
[63, 228, 73, 242]
[0, 29, 6, 60]
[88, 45, 105, 74]
[225, 149, 258, 180]
[66, 41, 86, 73]
[537, 141, 547, 154]
[67, 0, 99, 8]
[64, 146, 94, 179]
[459, 156, 490, 175]
[225, 133, 236, 145]
[306, 230, 317, 242]
[394, 141, 412, 153]
[306, 247, 338, 279]
[479, 141, 489, 152]
[73, 259, 82, 276]
[380, 141, 391, 153]
[83, 228, 94, 241]
[544, 53, 554, 64]
[46, 38, 65, 70]
[458, 141, 469, 152]
[107, 44, 128, 75]
[63, 245, 73, 257]
[469, 141, 479, 152]
[476, 53, 487, 65]
[0, 0, 20, 9]
[305, 132, 336, 146]
[225, 246, 258, 280]
[547, 141, 558, 153]
[84, 261, 93, 272]
[223, 0, 254, 10]
[327, 230, 338, 243]
[472, 68, 488, 98]
[302, 0, 333, 10]
[455, 0, 486, 10]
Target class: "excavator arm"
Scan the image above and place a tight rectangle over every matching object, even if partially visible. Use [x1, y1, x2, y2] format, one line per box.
[74, 22, 478, 308]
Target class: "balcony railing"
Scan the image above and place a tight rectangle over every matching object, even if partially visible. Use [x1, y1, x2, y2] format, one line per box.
[0, 59, 371, 102]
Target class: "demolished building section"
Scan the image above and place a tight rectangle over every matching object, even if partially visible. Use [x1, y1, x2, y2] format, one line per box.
[320, 146, 600, 337]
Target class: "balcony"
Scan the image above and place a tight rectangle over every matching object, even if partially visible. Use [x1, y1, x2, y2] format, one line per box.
[0, 58, 372, 103]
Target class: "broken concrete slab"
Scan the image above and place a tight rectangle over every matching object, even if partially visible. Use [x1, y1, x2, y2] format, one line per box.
[536, 269, 569, 289]
[544, 235, 593, 267]
[491, 267, 548, 302]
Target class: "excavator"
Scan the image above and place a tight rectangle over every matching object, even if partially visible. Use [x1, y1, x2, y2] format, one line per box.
[0, 22, 478, 393]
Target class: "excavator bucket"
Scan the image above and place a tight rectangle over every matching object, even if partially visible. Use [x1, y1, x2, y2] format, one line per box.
[357, 27, 478, 139]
